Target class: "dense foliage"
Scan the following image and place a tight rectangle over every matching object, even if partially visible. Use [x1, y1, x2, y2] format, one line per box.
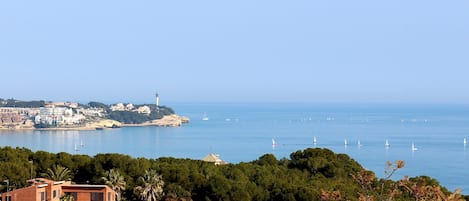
[0, 98, 45, 107]
[108, 106, 175, 124]
[88, 101, 109, 110]
[0, 146, 465, 201]
[86, 101, 176, 124]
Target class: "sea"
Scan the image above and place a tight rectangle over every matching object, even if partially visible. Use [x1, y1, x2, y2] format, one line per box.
[1, 103, 469, 192]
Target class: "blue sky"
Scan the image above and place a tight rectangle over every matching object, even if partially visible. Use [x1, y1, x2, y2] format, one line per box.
[1, 1, 468, 104]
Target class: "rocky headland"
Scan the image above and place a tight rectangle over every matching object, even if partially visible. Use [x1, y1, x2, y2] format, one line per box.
[123, 114, 190, 127]
[0, 98, 189, 131]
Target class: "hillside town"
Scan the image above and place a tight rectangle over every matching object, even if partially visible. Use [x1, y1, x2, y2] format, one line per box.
[0, 101, 109, 130]
[0, 96, 189, 130]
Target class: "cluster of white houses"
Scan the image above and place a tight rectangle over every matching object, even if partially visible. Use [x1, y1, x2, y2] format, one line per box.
[109, 103, 151, 115]
[0, 103, 154, 129]
[0, 102, 106, 128]
[34, 107, 104, 126]
[0, 94, 161, 128]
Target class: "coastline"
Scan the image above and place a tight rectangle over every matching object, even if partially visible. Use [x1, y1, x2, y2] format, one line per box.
[0, 115, 190, 131]
[123, 114, 190, 127]
[0, 126, 104, 132]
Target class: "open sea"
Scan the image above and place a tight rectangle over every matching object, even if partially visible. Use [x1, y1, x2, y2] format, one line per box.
[1, 103, 469, 192]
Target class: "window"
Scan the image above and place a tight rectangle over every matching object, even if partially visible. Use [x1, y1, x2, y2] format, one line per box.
[6, 196, 12, 201]
[108, 192, 111, 201]
[53, 190, 57, 198]
[91, 192, 103, 201]
[41, 192, 46, 201]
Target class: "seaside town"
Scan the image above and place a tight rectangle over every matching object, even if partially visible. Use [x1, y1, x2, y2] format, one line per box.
[0, 94, 189, 130]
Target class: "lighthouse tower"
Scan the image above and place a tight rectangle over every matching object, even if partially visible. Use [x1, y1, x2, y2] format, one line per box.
[155, 92, 160, 108]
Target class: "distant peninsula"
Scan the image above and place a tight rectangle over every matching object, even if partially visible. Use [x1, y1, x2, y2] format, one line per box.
[0, 97, 189, 130]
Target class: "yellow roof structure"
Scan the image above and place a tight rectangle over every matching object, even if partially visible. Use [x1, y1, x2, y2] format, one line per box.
[202, 153, 227, 165]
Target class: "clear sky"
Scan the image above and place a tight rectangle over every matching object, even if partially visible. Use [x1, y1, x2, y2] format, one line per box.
[1, 1, 468, 104]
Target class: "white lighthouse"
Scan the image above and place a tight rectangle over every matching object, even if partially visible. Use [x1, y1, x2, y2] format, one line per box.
[155, 92, 160, 108]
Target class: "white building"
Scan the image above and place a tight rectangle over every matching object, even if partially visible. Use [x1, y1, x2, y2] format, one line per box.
[126, 103, 134, 110]
[35, 107, 85, 125]
[110, 103, 125, 111]
[137, 106, 151, 115]
[77, 108, 105, 117]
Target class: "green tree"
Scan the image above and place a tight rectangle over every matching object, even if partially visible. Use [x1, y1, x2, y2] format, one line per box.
[102, 169, 126, 201]
[88, 101, 109, 109]
[256, 153, 278, 166]
[134, 169, 165, 201]
[60, 194, 75, 201]
[41, 164, 72, 181]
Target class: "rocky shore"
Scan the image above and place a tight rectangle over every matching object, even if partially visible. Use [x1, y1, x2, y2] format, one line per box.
[123, 114, 190, 127]
[0, 119, 35, 130]
[0, 115, 189, 131]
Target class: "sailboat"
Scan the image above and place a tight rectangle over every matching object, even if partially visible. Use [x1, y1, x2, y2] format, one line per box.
[464, 138, 467, 146]
[411, 143, 418, 151]
[272, 138, 278, 146]
[74, 144, 79, 152]
[80, 140, 84, 147]
[344, 139, 348, 146]
[358, 140, 362, 147]
[385, 140, 390, 148]
[313, 136, 317, 144]
[202, 113, 209, 121]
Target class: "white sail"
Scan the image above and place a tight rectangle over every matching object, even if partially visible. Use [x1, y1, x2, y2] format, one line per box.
[344, 139, 348, 146]
[313, 136, 317, 144]
[272, 138, 277, 146]
[385, 140, 390, 148]
[412, 143, 418, 151]
[464, 138, 467, 145]
[202, 113, 209, 121]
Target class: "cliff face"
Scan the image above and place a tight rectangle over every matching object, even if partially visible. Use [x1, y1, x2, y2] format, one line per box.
[119, 114, 190, 127]
[88, 119, 123, 129]
[149, 115, 190, 127]
[0, 119, 35, 130]
[122, 114, 190, 127]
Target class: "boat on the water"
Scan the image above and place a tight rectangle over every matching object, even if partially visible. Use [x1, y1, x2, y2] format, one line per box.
[202, 113, 209, 121]
[412, 143, 418, 151]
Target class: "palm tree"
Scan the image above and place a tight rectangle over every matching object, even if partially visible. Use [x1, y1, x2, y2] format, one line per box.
[134, 169, 165, 201]
[102, 169, 126, 201]
[41, 164, 72, 181]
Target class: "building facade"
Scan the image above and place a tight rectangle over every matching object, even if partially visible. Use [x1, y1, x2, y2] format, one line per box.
[0, 178, 115, 201]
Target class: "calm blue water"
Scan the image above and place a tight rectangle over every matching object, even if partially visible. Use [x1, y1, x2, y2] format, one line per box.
[1, 103, 469, 192]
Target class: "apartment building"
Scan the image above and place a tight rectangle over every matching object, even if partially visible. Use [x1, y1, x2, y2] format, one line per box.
[0, 178, 115, 201]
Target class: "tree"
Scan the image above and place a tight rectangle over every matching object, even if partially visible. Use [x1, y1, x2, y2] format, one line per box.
[60, 194, 75, 201]
[102, 169, 126, 201]
[88, 101, 109, 109]
[134, 169, 165, 201]
[40, 164, 72, 181]
[256, 154, 277, 166]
